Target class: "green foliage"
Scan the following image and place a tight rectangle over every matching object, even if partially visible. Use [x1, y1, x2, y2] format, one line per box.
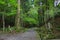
[0, 0, 60, 39]
[36, 26, 55, 40]
[0, 0, 17, 16]
[21, 7, 38, 25]
[44, 7, 60, 18]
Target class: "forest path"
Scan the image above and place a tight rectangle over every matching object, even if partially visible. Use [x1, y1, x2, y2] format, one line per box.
[0, 29, 40, 40]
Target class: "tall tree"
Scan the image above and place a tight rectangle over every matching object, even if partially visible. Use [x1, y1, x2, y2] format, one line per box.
[2, 11, 5, 32]
[44, 0, 54, 30]
[15, 0, 20, 29]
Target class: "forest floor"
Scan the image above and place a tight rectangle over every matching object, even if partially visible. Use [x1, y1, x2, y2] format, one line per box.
[0, 29, 40, 40]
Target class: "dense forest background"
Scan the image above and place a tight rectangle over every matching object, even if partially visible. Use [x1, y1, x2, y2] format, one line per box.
[0, 0, 60, 39]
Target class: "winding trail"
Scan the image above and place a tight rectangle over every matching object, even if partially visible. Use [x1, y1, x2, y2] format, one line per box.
[0, 29, 40, 40]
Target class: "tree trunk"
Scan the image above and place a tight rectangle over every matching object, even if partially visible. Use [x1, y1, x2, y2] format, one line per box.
[2, 13, 5, 32]
[15, 0, 20, 29]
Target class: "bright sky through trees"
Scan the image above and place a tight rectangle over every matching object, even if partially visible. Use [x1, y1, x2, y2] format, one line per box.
[54, 0, 60, 7]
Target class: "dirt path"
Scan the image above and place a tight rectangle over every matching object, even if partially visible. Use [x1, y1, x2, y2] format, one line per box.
[0, 29, 40, 40]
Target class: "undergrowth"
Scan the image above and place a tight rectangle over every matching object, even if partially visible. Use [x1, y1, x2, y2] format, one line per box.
[35, 26, 56, 40]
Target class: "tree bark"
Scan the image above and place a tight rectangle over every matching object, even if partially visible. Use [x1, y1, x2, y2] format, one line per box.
[2, 13, 5, 32]
[15, 0, 20, 29]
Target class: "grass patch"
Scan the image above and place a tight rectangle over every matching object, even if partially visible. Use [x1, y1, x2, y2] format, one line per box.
[0, 26, 29, 34]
